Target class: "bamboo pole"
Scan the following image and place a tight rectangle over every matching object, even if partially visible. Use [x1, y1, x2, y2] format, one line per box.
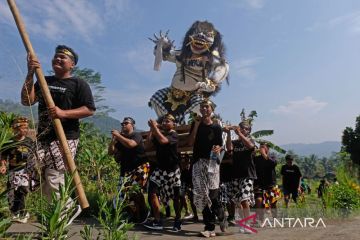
[7, 0, 89, 209]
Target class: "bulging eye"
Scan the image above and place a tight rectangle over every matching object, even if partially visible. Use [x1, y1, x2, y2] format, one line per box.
[206, 31, 215, 38]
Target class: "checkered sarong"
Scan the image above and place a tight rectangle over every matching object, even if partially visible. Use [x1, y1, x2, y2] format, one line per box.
[263, 186, 282, 208]
[225, 178, 255, 206]
[149, 87, 203, 124]
[149, 168, 181, 205]
[124, 162, 150, 188]
[116, 162, 150, 202]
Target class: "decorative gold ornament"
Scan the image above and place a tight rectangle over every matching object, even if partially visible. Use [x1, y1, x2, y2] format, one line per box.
[165, 88, 191, 111]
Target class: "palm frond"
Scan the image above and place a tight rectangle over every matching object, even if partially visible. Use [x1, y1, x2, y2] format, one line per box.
[251, 130, 274, 138]
[264, 141, 286, 154]
[248, 110, 257, 119]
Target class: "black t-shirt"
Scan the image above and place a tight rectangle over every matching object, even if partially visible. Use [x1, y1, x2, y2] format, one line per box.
[1, 137, 34, 170]
[231, 139, 257, 179]
[113, 132, 146, 176]
[280, 164, 302, 190]
[153, 130, 179, 171]
[254, 155, 277, 188]
[220, 162, 233, 183]
[192, 122, 223, 162]
[34, 76, 96, 141]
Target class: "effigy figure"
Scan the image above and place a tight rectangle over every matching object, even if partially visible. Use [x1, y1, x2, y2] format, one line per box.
[149, 21, 229, 124]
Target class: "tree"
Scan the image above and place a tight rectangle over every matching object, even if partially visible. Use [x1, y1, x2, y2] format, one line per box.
[72, 67, 115, 116]
[299, 154, 318, 178]
[342, 115, 360, 166]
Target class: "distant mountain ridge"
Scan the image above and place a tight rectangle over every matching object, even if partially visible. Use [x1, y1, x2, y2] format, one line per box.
[280, 141, 341, 157]
[83, 115, 120, 137]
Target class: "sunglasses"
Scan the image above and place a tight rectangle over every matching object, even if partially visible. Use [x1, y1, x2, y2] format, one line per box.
[121, 122, 131, 126]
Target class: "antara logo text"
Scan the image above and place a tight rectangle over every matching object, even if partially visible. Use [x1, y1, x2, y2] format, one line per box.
[237, 214, 326, 233]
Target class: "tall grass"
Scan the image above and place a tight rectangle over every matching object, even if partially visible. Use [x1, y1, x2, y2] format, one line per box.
[80, 177, 135, 240]
[35, 173, 78, 240]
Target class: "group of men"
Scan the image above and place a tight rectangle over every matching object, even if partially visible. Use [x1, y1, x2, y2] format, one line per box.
[108, 99, 303, 237]
[0, 44, 304, 238]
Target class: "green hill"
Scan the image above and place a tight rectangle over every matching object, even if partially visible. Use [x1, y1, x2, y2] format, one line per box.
[83, 115, 120, 137]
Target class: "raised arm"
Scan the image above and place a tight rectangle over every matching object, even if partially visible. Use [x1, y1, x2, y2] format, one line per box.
[223, 126, 233, 151]
[208, 61, 229, 84]
[111, 130, 138, 149]
[234, 127, 255, 150]
[187, 120, 200, 147]
[259, 144, 269, 160]
[21, 54, 39, 106]
[144, 131, 154, 150]
[148, 119, 169, 145]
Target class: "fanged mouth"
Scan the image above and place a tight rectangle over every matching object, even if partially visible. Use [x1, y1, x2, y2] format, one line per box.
[187, 36, 211, 51]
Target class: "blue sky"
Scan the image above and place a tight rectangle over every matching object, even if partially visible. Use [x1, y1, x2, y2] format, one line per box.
[1, 0, 359, 145]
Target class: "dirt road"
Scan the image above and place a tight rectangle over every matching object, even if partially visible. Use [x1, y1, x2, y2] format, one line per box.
[6, 214, 360, 240]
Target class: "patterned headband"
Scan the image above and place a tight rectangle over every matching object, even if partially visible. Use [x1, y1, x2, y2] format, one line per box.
[57, 49, 75, 60]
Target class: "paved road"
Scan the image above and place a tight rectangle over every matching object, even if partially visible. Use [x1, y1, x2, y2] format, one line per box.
[6, 215, 360, 240]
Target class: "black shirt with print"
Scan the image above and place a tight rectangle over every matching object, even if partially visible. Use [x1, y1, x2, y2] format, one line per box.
[34, 76, 96, 141]
[280, 164, 302, 190]
[192, 122, 223, 163]
[231, 139, 257, 180]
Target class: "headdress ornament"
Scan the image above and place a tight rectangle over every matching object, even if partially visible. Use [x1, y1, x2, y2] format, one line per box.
[239, 108, 257, 127]
[163, 113, 176, 122]
[200, 99, 216, 110]
[12, 117, 29, 128]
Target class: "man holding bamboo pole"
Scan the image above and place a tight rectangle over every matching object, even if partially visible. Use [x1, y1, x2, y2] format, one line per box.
[21, 45, 96, 225]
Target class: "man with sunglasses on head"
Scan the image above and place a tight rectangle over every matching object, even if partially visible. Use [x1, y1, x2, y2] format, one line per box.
[21, 45, 96, 226]
[108, 117, 149, 223]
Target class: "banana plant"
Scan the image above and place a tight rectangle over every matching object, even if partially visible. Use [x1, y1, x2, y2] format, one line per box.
[240, 109, 286, 154]
[0, 111, 17, 152]
[251, 130, 286, 154]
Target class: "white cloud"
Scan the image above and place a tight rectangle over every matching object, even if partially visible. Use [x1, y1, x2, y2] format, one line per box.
[125, 41, 175, 82]
[272, 96, 327, 115]
[306, 11, 360, 34]
[329, 11, 360, 34]
[232, 57, 263, 80]
[228, 0, 265, 10]
[244, 0, 266, 9]
[126, 45, 155, 76]
[103, 0, 130, 22]
[1, 0, 104, 42]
